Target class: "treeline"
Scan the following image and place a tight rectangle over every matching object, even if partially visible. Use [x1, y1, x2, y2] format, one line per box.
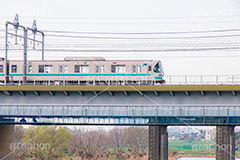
[14, 126, 148, 160]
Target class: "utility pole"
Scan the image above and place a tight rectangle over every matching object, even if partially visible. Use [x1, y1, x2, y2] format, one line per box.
[27, 20, 44, 61]
[5, 14, 45, 84]
[5, 14, 25, 84]
[23, 28, 27, 84]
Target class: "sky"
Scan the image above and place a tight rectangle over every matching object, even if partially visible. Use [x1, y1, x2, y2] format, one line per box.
[1, 0, 240, 76]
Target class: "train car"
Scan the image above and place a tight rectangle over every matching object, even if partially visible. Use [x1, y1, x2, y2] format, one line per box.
[7, 57, 165, 85]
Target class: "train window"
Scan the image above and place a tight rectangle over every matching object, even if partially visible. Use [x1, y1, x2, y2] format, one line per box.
[39, 65, 52, 73]
[111, 65, 115, 73]
[12, 65, 17, 73]
[75, 65, 89, 73]
[39, 65, 44, 73]
[148, 66, 152, 72]
[132, 65, 136, 73]
[64, 66, 68, 73]
[0, 65, 3, 73]
[101, 65, 104, 73]
[96, 66, 99, 73]
[45, 66, 53, 73]
[153, 63, 161, 73]
[112, 65, 125, 73]
[75, 65, 79, 73]
[137, 66, 141, 73]
[28, 66, 32, 73]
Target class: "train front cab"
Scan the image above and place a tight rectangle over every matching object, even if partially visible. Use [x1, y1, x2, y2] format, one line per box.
[152, 61, 165, 83]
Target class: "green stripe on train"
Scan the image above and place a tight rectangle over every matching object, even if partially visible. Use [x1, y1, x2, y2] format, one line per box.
[9, 74, 23, 76]
[154, 77, 163, 79]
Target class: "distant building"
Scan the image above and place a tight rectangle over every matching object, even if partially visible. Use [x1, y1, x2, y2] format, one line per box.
[169, 133, 181, 140]
[205, 128, 216, 141]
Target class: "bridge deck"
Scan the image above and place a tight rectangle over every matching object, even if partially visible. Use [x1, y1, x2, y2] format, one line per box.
[1, 84, 240, 125]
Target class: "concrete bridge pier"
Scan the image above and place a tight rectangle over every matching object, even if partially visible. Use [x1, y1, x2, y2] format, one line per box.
[216, 126, 235, 160]
[0, 125, 15, 160]
[148, 125, 168, 160]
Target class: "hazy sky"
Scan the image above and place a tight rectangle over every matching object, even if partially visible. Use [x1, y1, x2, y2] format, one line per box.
[0, 0, 240, 75]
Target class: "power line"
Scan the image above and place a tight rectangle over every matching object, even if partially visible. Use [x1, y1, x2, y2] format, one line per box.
[42, 42, 240, 45]
[45, 34, 240, 40]
[42, 28, 240, 35]
[32, 20, 240, 25]
[27, 47, 240, 52]
[1, 42, 239, 47]
[11, 14, 240, 20]
[41, 44, 240, 47]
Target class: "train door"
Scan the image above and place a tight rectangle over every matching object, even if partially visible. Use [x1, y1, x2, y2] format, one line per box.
[58, 65, 62, 81]
[58, 65, 68, 80]
[100, 65, 104, 82]
[59, 65, 69, 73]
[132, 65, 136, 74]
[148, 65, 152, 81]
[136, 65, 141, 83]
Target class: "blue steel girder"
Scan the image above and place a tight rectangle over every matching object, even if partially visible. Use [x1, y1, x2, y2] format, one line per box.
[0, 104, 240, 125]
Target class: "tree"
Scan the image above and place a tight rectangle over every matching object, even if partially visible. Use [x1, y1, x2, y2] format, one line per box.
[23, 126, 72, 160]
[15, 125, 24, 143]
[236, 132, 240, 148]
[68, 128, 110, 159]
[109, 127, 128, 158]
[125, 127, 148, 159]
[14, 125, 28, 159]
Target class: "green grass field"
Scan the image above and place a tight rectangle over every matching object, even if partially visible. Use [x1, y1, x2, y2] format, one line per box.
[169, 140, 240, 158]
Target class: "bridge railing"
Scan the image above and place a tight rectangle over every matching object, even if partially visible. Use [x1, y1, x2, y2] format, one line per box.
[164, 75, 240, 85]
[1, 104, 240, 125]
[0, 104, 238, 117]
[3, 75, 240, 86]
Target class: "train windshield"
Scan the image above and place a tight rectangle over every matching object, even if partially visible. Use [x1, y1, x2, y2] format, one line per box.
[153, 62, 162, 73]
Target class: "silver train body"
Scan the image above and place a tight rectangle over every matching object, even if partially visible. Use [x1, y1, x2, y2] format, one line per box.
[0, 57, 165, 85]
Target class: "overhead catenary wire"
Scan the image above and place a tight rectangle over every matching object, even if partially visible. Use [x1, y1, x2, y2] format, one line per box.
[41, 42, 240, 45]
[24, 47, 240, 52]
[45, 33, 240, 40]
[1, 26, 240, 58]
[5, 14, 240, 20]
[2, 42, 240, 47]
[2, 47, 240, 52]
[42, 28, 240, 35]
[23, 20, 240, 25]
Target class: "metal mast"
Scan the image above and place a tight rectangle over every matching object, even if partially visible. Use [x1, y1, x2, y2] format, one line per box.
[5, 15, 45, 84]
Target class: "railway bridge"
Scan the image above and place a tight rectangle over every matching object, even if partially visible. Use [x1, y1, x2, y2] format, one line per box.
[1, 75, 240, 160]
